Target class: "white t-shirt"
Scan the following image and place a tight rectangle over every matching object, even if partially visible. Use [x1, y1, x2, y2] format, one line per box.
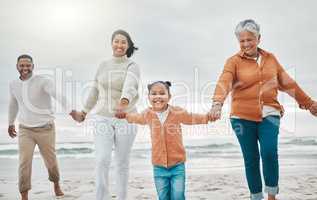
[155, 107, 170, 124]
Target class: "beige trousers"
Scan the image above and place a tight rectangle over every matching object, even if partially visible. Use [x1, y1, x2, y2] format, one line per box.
[18, 122, 60, 192]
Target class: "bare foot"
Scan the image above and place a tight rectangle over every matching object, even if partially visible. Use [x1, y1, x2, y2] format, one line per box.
[268, 194, 276, 200]
[21, 191, 28, 200]
[54, 182, 64, 196]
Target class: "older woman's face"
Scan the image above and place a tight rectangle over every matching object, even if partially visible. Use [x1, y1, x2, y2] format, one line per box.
[112, 34, 129, 57]
[238, 31, 260, 58]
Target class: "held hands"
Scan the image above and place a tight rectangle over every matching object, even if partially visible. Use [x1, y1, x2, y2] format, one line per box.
[208, 102, 223, 122]
[308, 101, 317, 117]
[115, 111, 127, 119]
[8, 125, 17, 138]
[115, 98, 128, 119]
[69, 110, 86, 123]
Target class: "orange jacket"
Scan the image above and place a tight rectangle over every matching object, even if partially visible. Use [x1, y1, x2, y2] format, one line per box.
[126, 105, 208, 167]
[213, 48, 313, 121]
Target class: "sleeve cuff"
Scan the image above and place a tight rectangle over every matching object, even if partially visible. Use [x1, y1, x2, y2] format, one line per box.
[120, 95, 132, 103]
[212, 97, 225, 104]
[299, 98, 314, 109]
[82, 107, 90, 114]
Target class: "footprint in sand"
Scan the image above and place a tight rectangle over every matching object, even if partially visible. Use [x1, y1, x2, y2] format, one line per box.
[135, 194, 153, 199]
[34, 191, 46, 194]
[55, 194, 78, 199]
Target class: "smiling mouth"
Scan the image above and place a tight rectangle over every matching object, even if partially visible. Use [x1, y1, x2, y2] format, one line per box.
[19, 69, 31, 75]
[153, 100, 165, 104]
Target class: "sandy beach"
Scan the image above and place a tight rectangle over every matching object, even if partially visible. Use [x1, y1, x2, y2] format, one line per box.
[1, 116, 317, 200]
[1, 152, 317, 200]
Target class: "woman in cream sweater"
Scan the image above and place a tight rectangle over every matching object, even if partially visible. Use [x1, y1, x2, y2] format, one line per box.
[71, 29, 140, 200]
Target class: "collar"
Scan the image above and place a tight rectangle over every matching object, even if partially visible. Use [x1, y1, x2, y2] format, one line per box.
[112, 55, 128, 64]
[237, 47, 268, 60]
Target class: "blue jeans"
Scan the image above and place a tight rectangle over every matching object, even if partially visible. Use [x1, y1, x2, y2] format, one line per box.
[153, 163, 185, 200]
[230, 116, 280, 200]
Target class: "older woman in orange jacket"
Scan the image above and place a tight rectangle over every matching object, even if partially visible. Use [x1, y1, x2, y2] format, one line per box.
[209, 19, 317, 200]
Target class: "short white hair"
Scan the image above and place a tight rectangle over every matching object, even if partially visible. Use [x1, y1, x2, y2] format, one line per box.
[235, 19, 260, 39]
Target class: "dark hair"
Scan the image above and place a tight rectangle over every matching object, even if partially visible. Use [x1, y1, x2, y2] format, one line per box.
[147, 81, 172, 95]
[17, 54, 33, 63]
[111, 29, 138, 58]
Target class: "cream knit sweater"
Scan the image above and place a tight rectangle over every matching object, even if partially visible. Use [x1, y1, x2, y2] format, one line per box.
[83, 56, 140, 117]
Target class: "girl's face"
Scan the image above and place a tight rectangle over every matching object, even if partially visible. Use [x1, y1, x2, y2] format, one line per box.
[112, 34, 129, 57]
[148, 83, 171, 112]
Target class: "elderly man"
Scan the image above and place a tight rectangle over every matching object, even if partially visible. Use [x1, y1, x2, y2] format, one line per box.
[8, 54, 71, 200]
[209, 19, 317, 200]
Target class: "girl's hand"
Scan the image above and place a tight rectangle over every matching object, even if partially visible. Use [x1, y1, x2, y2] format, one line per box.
[208, 102, 222, 121]
[115, 112, 127, 119]
[309, 101, 317, 117]
[115, 98, 129, 118]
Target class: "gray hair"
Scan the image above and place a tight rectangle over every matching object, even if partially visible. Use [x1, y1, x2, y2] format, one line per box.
[234, 19, 260, 39]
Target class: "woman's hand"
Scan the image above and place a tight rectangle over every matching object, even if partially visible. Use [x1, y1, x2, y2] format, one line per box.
[115, 98, 129, 119]
[308, 101, 317, 117]
[69, 110, 86, 123]
[208, 102, 223, 121]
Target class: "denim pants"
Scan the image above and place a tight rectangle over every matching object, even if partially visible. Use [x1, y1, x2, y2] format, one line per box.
[230, 116, 280, 200]
[153, 163, 186, 200]
[94, 116, 137, 200]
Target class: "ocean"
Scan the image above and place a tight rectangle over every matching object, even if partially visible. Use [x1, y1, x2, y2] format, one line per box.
[0, 105, 316, 160]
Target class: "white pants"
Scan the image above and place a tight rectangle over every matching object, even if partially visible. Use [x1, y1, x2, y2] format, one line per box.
[94, 116, 137, 200]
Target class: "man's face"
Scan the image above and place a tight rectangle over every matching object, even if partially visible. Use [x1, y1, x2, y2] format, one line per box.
[16, 58, 34, 78]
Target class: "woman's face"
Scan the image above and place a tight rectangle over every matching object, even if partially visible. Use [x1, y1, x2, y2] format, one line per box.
[112, 34, 129, 57]
[148, 83, 171, 112]
[238, 31, 260, 58]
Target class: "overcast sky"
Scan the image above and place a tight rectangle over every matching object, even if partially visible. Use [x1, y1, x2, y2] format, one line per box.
[1, 0, 317, 112]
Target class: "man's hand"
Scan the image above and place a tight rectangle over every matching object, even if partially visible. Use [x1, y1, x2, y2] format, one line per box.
[8, 125, 17, 138]
[69, 110, 86, 123]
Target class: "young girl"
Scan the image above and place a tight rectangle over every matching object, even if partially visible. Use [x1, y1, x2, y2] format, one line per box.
[116, 81, 211, 200]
